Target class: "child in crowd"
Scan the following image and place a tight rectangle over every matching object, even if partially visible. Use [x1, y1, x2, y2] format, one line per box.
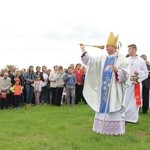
[11, 78, 23, 109]
[63, 66, 76, 106]
[31, 75, 45, 105]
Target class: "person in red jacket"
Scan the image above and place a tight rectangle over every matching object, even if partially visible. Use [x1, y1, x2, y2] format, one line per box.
[74, 63, 84, 104]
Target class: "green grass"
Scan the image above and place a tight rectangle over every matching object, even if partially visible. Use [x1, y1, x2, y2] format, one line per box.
[0, 104, 150, 150]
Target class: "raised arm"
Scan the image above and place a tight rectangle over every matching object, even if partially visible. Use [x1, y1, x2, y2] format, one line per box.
[80, 44, 90, 66]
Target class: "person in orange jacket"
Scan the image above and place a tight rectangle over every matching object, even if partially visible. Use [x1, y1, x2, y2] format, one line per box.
[11, 78, 23, 109]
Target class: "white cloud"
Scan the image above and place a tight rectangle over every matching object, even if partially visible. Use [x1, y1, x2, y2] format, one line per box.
[0, 0, 150, 70]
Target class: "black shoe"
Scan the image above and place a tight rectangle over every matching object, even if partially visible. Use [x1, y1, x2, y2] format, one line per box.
[143, 112, 148, 114]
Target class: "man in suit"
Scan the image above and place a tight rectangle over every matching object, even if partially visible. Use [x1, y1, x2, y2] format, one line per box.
[141, 54, 150, 114]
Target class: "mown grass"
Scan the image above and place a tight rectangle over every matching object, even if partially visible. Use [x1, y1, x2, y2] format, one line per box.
[0, 104, 150, 150]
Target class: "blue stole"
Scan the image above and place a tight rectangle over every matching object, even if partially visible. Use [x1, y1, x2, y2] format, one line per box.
[99, 56, 116, 113]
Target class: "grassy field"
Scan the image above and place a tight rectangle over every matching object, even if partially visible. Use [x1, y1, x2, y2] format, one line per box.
[0, 104, 150, 150]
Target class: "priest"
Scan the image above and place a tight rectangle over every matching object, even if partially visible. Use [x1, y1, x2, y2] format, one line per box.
[80, 32, 130, 135]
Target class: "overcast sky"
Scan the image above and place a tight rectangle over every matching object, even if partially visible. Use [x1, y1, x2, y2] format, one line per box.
[0, 0, 150, 70]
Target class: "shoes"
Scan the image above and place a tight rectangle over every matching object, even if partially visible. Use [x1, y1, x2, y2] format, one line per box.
[26, 104, 31, 107]
[125, 121, 138, 124]
[143, 112, 148, 114]
[14, 107, 20, 109]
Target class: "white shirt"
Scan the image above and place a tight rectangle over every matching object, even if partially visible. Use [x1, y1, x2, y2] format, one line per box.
[43, 72, 48, 80]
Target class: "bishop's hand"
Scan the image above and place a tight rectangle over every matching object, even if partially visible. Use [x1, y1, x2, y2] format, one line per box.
[79, 44, 85, 53]
[112, 66, 118, 73]
[110, 65, 118, 73]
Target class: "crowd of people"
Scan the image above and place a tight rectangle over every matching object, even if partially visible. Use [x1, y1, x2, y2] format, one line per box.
[0, 64, 86, 109]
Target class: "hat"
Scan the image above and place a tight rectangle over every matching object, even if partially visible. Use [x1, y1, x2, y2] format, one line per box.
[106, 32, 118, 47]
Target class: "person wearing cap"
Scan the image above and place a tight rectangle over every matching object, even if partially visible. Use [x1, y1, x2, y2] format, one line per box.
[123, 45, 148, 123]
[80, 32, 130, 135]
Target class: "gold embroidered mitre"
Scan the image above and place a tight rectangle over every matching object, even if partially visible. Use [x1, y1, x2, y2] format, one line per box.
[106, 32, 118, 47]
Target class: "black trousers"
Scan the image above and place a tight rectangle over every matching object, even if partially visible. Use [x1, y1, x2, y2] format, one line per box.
[75, 84, 83, 104]
[14, 95, 21, 108]
[51, 87, 56, 105]
[142, 86, 149, 113]
[55, 87, 64, 106]
[0, 98, 7, 109]
[7, 93, 14, 107]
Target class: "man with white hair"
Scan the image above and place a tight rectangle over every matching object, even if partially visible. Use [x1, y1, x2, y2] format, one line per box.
[0, 72, 12, 109]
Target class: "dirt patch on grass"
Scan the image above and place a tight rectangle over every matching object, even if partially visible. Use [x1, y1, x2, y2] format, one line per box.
[136, 131, 150, 138]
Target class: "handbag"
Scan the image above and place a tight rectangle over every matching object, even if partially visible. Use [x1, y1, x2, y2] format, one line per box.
[1, 91, 7, 98]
